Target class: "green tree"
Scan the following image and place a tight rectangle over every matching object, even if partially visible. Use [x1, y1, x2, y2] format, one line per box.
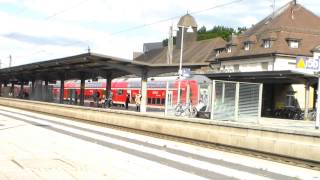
[197, 26, 235, 41]
[162, 37, 176, 47]
[162, 25, 247, 46]
[198, 26, 207, 33]
[236, 27, 247, 35]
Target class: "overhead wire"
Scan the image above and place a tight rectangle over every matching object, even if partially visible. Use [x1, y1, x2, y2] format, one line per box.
[110, 0, 243, 35]
[44, 0, 90, 20]
[4, 0, 244, 65]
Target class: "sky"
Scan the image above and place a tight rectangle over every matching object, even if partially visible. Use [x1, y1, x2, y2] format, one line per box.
[0, 0, 319, 67]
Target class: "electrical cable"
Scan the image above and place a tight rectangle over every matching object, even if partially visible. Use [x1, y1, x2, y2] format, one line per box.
[3, 0, 244, 65]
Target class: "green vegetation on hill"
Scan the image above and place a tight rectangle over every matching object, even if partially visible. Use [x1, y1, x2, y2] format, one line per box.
[162, 26, 247, 47]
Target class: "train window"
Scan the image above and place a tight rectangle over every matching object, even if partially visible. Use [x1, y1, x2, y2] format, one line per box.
[156, 98, 161, 104]
[161, 98, 165, 105]
[116, 89, 123, 95]
[148, 98, 152, 104]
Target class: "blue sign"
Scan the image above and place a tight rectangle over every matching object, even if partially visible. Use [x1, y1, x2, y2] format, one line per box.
[296, 56, 319, 71]
[306, 58, 319, 70]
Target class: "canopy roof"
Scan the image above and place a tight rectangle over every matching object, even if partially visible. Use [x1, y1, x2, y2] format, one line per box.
[0, 53, 148, 82]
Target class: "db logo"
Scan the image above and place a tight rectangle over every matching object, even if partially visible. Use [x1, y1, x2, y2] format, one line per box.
[306, 59, 319, 70]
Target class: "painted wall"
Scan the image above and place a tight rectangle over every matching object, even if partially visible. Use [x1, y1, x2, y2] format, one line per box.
[273, 84, 314, 110]
[217, 55, 315, 111]
[220, 57, 273, 72]
[273, 56, 297, 71]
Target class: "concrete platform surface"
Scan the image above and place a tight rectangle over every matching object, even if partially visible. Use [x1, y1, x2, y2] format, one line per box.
[0, 105, 319, 180]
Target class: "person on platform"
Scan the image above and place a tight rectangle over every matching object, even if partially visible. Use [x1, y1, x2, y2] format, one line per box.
[135, 93, 141, 112]
[93, 90, 100, 107]
[105, 91, 113, 108]
[74, 91, 78, 105]
[125, 93, 130, 110]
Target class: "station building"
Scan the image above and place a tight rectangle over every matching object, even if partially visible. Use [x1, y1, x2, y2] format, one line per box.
[134, 1, 320, 118]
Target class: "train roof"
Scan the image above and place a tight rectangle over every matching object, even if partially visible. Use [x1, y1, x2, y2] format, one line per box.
[55, 75, 211, 88]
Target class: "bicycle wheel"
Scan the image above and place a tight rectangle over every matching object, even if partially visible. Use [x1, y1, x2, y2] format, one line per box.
[174, 105, 182, 116]
[183, 107, 190, 117]
[189, 107, 197, 118]
[175, 110, 182, 116]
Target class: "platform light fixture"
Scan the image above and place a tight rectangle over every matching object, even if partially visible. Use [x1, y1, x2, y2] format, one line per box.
[176, 13, 197, 104]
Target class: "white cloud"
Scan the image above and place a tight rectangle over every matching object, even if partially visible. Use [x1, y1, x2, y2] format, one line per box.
[0, 0, 319, 67]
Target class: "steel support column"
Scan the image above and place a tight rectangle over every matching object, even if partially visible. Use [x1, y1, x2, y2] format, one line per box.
[38, 80, 43, 101]
[140, 74, 148, 113]
[60, 79, 64, 104]
[20, 82, 24, 98]
[304, 81, 310, 120]
[106, 74, 112, 99]
[80, 78, 85, 106]
[11, 82, 15, 97]
[44, 80, 49, 102]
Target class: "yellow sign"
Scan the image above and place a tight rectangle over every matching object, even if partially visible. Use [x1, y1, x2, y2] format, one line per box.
[296, 57, 306, 68]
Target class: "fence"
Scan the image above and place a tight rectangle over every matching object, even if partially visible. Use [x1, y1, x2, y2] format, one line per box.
[0, 84, 54, 102]
[211, 80, 262, 123]
[166, 79, 263, 123]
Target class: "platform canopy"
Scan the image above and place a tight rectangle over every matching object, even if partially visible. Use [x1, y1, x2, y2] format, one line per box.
[200, 70, 319, 84]
[0, 53, 152, 82]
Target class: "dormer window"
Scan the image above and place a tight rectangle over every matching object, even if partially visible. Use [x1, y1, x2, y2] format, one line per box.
[263, 39, 272, 48]
[226, 46, 232, 53]
[215, 48, 224, 57]
[244, 42, 251, 51]
[286, 38, 300, 49]
[289, 40, 299, 48]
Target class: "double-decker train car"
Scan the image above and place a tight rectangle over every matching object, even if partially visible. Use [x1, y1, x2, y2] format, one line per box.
[111, 77, 199, 107]
[53, 76, 209, 108]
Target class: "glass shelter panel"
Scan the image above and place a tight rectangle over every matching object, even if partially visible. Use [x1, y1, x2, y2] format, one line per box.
[238, 83, 260, 122]
[212, 81, 236, 121]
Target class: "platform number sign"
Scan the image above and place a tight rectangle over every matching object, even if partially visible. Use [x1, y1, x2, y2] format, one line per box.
[296, 56, 319, 71]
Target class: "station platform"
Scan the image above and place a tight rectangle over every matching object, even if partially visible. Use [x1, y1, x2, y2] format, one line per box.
[1, 105, 319, 179]
[0, 97, 319, 164]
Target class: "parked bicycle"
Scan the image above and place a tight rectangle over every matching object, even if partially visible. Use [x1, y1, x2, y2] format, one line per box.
[274, 108, 315, 120]
[174, 103, 197, 118]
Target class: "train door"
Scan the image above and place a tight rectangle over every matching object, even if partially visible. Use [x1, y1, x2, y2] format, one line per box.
[167, 91, 173, 106]
[127, 89, 132, 103]
[186, 83, 190, 104]
[68, 89, 75, 104]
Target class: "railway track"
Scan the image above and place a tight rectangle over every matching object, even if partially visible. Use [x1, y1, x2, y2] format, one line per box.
[61, 114, 320, 172]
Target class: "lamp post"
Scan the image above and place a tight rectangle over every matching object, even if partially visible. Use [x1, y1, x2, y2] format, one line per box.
[176, 13, 197, 105]
[177, 25, 185, 104]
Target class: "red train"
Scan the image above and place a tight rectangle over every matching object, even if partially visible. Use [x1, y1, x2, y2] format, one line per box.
[52, 76, 207, 108]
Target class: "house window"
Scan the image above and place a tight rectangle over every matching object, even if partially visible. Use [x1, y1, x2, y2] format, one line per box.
[285, 91, 296, 107]
[234, 64, 239, 71]
[216, 51, 220, 57]
[288, 40, 299, 48]
[116, 89, 123, 95]
[215, 49, 223, 57]
[226, 46, 232, 53]
[263, 40, 272, 48]
[261, 62, 269, 70]
[244, 42, 250, 51]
